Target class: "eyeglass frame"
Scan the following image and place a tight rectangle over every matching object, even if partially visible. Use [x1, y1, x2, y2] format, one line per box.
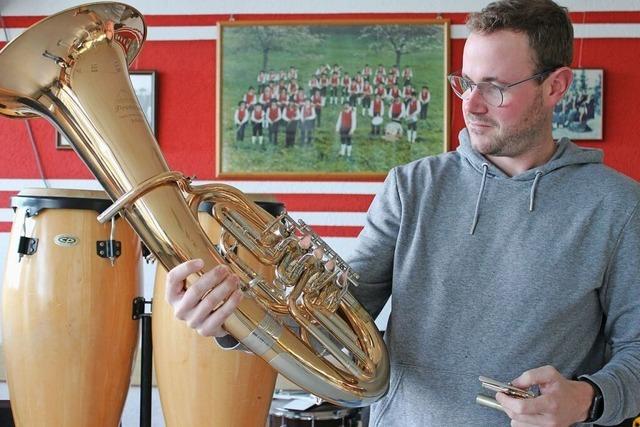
[447, 68, 557, 107]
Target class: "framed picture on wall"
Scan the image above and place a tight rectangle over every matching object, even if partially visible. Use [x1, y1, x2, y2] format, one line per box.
[216, 20, 450, 179]
[56, 70, 157, 149]
[552, 68, 603, 141]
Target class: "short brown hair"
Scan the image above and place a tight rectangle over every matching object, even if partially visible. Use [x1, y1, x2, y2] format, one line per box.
[466, 0, 573, 72]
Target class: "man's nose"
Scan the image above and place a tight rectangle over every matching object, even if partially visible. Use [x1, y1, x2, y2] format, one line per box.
[464, 86, 489, 114]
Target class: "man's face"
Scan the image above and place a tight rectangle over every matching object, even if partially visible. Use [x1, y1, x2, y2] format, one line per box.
[462, 30, 548, 157]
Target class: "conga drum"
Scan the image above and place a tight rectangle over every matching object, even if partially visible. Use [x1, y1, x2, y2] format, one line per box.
[153, 198, 282, 427]
[1, 188, 141, 427]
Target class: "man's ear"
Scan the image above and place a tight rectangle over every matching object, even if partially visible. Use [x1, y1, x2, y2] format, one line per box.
[545, 67, 573, 106]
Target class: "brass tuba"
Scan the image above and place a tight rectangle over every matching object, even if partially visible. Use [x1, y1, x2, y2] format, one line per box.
[0, 3, 389, 406]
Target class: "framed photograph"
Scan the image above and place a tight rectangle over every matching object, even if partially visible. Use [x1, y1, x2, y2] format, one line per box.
[552, 68, 603, 141]
[56, 70, 157, 149]
[216, 20, 450, 179]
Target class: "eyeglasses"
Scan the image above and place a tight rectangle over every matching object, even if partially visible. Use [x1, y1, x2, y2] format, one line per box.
[448, 69, 554, 107]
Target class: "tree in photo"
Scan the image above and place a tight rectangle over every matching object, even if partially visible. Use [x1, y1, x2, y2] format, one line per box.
[359, 24, 442, 67]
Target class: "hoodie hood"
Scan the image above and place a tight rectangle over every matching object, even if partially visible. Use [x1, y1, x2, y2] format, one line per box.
[456, 128, 604, 234]
[456, 128, 603, 180]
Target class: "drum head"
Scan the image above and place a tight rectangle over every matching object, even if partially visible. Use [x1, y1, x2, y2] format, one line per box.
[383, 122, 403, 141]
[385, 122, 403, 135]
[12, 188, 111, 214]
[371, 116, 383, 126]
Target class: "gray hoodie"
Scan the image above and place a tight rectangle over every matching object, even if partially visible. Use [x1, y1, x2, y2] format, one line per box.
[349, 129, 640, 426]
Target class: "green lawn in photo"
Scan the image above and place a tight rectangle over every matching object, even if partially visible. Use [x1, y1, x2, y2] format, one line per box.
[218, 22, 448, 176]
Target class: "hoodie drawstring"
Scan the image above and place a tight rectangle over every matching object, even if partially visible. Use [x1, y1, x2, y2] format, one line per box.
[470, 163, 489, 235]
[529, 171, 542, 212]
[470, 166, 543, 234]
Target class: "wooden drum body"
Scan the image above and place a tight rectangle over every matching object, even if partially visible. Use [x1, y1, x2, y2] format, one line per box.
[1, 189, 141, 427]
[153, 200, 283, 427]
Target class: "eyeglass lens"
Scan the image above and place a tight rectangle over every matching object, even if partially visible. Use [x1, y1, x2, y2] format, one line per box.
[449, 76, 503, 107]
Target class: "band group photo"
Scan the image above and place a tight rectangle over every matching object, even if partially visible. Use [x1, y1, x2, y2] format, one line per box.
[233, 63, 432, 156]
[218, 22, 448, 176]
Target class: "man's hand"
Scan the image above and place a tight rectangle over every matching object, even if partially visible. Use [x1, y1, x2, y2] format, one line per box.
[165, 259, 243, 337]
[495, 365, 595, 427]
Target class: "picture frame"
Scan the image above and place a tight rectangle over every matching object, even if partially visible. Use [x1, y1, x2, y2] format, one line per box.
[56, 70, 157, 149]
[552, 68, 603, 141]
[216, 20, 450, 179]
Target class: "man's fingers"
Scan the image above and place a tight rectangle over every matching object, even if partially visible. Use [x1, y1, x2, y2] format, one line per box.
[299, 235, 312, 249]
[313, 247, 324, 259]
[165, 259, 204, 304]
[196, 290, 244, 337]
[512, 365, 559, 388]
[497, 392, 553, 416]
[185, 273, 239, 330]
[174, 264, 230, 319]
[325, 258, 336, 271]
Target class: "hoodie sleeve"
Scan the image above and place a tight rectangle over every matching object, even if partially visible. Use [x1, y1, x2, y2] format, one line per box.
[347, 168, 401, 318]
[581, 200, 640, 425]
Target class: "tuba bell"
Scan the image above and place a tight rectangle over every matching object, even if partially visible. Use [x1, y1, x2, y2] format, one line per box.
[0, 3, 389, 407]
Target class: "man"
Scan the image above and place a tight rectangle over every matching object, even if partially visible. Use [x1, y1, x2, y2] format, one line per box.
[266, 100, 281, 145]
[258, 86, 272, 109]
[405, 92, 420, 143]
[256, 70, 267, 92]
[347, 77, 361, 108]
[287, 78, 299, 97]
[369, 93, 385, 136]
[402, 65, 413, 86]
[402, 83, 414, 105]
[340, 72, 351, 104]
[277, 86, 289, 109]
[336, 102, 356, 158]
[242, 86, 257, 111]
[319, 72, 329, 98]
[165, 1, 640, 426]
[387, 83, 401, 102]
[232, 100, 249, 142]
[311, 89, 324, 127]
[293, 88, 306, 108]
[308, 75, 321, 95]
[388, 96, 405, 123]
[419, 85, 431, 120]
[361, 78, 373, 117]
[329, 71, 340, 105]
[299, 98, 316, 145]
[249, 103, 265, 146]
[282, 101, 300, 147]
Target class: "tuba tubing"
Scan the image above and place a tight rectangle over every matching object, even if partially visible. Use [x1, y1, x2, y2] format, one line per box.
[0, 2, 389, 407]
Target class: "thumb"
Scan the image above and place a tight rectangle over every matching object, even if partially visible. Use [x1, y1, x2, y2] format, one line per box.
[511, 365, 560, 389]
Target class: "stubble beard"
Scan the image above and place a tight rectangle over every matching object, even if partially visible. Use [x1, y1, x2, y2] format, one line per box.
[467, 91, 548, 158]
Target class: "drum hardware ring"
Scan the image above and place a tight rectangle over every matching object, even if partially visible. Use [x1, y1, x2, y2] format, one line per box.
[17, 209, 38, 261]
